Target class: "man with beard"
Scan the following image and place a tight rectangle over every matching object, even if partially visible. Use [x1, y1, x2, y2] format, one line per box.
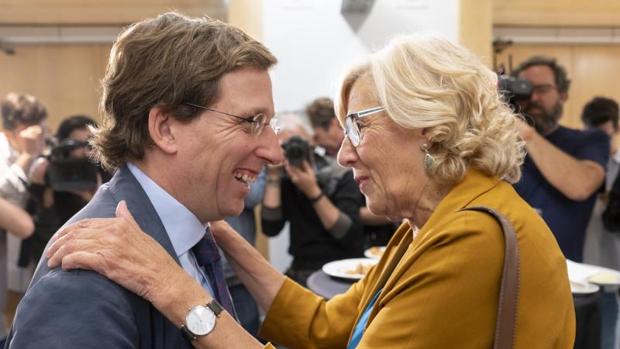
[512, 56, 609, 262]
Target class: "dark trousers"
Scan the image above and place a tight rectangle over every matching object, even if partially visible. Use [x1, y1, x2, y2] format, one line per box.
[229, 283, 260, 337]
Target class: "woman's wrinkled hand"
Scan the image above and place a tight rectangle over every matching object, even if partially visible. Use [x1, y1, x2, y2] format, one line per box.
[46, 200, 188, 306]
[209, 220, 240, 253]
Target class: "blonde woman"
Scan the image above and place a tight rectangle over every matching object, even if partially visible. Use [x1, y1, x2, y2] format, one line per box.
[46, 35, 574, 348]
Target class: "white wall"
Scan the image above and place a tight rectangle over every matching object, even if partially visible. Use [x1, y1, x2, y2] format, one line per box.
[264, 0, 459, 110]
[262, 0, 459, 271]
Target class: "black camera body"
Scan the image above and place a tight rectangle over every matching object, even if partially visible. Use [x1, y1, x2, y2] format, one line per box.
[281, 135, 312, 167]
[47, 139, 99, 192]
[498, 75, 533, 113]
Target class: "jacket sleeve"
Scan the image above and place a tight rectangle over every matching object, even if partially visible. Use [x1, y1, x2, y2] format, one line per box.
[260, 276, 367, 349]
[7, 269, 139, 349]
[261, 208, 286, 237]
[261, 181, 287, 237]
[329, 171, 365, 248]
[260, 211, 507, 349]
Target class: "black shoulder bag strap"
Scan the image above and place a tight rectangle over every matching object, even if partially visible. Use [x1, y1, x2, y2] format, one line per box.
[462, 206, 520, 349]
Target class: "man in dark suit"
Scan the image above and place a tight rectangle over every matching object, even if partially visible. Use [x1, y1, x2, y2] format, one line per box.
[5, 12, 282, 348]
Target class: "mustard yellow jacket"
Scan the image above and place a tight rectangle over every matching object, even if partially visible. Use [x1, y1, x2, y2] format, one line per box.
[260, 169, 575, 349]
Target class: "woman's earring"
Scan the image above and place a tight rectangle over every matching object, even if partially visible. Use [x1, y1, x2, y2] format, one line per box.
[420, 143, 435, 170]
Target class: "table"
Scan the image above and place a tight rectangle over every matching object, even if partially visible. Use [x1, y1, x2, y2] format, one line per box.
[307, 269, 354, 299]
[307, 270, 601, 349]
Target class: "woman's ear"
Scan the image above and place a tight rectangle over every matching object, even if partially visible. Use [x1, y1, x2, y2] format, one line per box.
[417, 127, 432, 144]
[147, 106, 178, 155]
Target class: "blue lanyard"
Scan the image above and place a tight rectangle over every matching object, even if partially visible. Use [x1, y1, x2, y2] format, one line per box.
[347, 289, 382, 349]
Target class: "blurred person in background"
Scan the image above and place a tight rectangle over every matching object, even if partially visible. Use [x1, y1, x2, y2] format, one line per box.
[581, 96, 620, 349]
[261, 111, 364, 286]
[582, 96, 620, 269]
[0, 198, 34, 239]
[512, 56, 609, 262]
[47, 35, 574, 348]
[0, 93, 46, 334]
[23, 115, 101, 267]
[306, 97, 395, 248]
[0, 197, 33, 336]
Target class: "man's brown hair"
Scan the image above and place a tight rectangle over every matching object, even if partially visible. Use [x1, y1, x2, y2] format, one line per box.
[94, 12, 277, 170]
[306, 97, 336, 129]
[1, 93, 47, 130]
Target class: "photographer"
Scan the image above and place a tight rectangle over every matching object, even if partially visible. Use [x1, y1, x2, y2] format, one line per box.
[511, 56, 609, 262]
[0, 93, 47, 334]
[261, 112, 364, 286]
[24, 115, 101, 266]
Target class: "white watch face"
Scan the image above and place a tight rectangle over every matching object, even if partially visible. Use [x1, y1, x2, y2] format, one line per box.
[186, 305, 216, 336]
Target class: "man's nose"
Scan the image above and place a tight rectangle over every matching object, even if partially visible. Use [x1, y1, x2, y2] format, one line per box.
[259, 127, 284, 165]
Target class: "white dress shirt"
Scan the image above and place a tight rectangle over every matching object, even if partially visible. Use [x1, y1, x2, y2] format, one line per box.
[127, 163, 215, 297]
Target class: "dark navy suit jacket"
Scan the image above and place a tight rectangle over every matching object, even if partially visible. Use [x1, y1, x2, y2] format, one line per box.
[5, 165, 194, 348]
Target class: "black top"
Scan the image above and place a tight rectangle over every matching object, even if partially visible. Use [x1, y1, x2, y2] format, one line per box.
[514, 126, 609, 261]
[20, 187, 89, 267]
[262, 164, 365, 271]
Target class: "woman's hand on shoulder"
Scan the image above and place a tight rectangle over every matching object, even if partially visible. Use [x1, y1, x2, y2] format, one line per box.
[46, 200, 186, 307]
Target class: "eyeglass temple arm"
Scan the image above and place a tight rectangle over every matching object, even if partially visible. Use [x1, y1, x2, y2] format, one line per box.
[357, 106, 385, 118]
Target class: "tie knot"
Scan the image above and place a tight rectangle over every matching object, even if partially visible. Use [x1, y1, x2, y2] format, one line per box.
[192, 233, 221, 266]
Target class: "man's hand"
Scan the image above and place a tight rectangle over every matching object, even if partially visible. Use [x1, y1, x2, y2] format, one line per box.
[29, 157, 49, 184]
[285, 160, 321, 198]
[15, 125, 45, 157]
[516, 118, 536, 142]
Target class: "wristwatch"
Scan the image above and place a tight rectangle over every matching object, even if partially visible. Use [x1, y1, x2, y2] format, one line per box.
[181, 299, 224, 341]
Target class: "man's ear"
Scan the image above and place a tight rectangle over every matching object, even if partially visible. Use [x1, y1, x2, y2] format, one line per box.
[147, 106, 178, 155]
[329, 117, 340, 129]
[559, 91, 568, 103]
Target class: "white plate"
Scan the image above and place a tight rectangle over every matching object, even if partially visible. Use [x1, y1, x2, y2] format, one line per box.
[364, 246, 387, 260]
[588, 268, 620, 286]
[322, 258, 378, 280]
[570, 281, 600, 295]
[566, 259, 620, 286]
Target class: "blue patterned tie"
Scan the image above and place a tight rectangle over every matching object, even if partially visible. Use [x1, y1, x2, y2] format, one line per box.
[192, 231, 237, 319]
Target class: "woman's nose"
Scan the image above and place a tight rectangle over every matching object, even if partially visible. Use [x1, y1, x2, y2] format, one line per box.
[337, 137, 357, 168]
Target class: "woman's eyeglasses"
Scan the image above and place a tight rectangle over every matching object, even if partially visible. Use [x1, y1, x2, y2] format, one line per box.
[344, 106, 385, 147]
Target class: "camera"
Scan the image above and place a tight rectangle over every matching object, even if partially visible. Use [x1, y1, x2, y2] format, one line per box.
[47, 139, 99, 192]
[281, 135, 312, 167]
[498, 75, 533, 113]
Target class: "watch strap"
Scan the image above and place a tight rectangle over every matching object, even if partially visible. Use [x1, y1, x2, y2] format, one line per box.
[181, 324, 198, 341]
[206, 298, 224, 317]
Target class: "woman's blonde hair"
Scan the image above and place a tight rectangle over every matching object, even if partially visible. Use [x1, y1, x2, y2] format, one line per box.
[336, 35, 525, 184]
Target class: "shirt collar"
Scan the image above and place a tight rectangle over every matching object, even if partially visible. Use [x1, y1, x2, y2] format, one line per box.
[127, 162, 205, 257]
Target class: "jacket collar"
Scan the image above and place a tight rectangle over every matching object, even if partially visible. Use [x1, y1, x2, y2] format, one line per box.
[106, 164, 180, 264]
[420, 169, 502, 233]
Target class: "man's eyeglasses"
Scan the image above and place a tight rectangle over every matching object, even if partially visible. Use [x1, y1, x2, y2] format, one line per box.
[344, 106, 385, 147]
[185, 102, 279, 136]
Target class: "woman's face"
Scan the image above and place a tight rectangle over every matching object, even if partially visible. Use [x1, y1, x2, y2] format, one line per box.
[337, 75, 429, 220]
